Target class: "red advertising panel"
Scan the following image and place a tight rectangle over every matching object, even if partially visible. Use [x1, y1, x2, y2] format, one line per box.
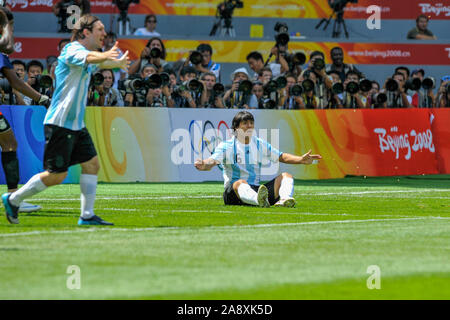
[430, 108, 450, 173]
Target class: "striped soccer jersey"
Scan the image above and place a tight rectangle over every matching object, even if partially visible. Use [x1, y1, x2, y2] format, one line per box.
[211, 135, 283, 188]
[44, 41, 98, 131]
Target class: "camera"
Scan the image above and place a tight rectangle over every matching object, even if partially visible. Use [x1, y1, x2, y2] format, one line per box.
[372, 92, 387, 105]
[290, 84, 303, 96]
[212, 83, 225, 96]
[32, 75, 53, 91]
[290, 52, 306, 66]
[149, 47, 161, 59]
[189, 51, 203, 65]
[91, 72, 104, 87]
[237, 80, 253, 94]
[359, 79, 372, 92]
[313, 58, 325, 70]
[263, 80, 278, 95]
[386, 78, 399, 92]
[422, 77, 435, 90]
[144, 74, 163, 89]
[405, 78, 422, 91]
[174, 79, 204, 94]
[302, 79, 315, 93]
[332, 82, 344, 94]
[346, 81, 359, 94]
[160, 72, 170, 87]
[274, 76, 287, 89]
[274, 22, 289, 46]
[329, 0, 358, 11]
[120, 77, 144, 93]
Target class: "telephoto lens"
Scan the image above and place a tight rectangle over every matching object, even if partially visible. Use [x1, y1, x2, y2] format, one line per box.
[263, 80, 278, 95]
[263, 99, 277, 109]
[422, 77, 435, 90]
[91, 73, 104, 87]
[35, 75, 54, 89]
[406, 78, 422, 91]
[386, 78, 399, 92]
[238, 80, 253, 94]
[123, 78, 144, 92]
[346, 81, 359, 94]
[160, 72, 170, 86]
[150, 47, 161, 59]
[289, 84, 303, 96]
[213, 83, 225, 95]
[332, 82, 344, 94]
[189, 51, 203, 65]
[187, 79, 203, 92]
[292, 52, 306, 66]
[146, 74, 162, 89]
[275, 76, 287, 89]
[313, 58, 325, 70]
[359, 79, 372, 92]
[302, 79, 315, 92]
[372, 92, 387, 104]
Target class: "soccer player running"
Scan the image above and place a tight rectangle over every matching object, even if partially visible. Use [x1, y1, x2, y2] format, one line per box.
[0, 6, 50, 213]
[2, 14, 130, 225]
[194, 111, 322, 207]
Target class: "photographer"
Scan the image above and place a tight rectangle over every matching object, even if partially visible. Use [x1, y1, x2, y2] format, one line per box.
[124, 64, 157, 107]
[297, 70, 319, 109]
[88, 69, 124, 107]
[23, 60, 53, 105]
[53, 0, 91, 33]
[281, 73, 305, 109]
[128, 37, 169, 75]
[367, 80, 387, 109]
[247, 51, 286, 81]
[146, 85, 174, 108]
[437, 77, 450, 108]
[340, 71, 367, 108]
[11, 60, 27, 105]
[189, 44, 221, 82]
[326, 70, 344, 109]
[307, 51, 333, 109]
[326, 46, 362, 83]
[199, 72, 225, 108]
[223, 67, 258, 109]
[251, 81, 265, 109]
[171, 66, 202, 108]
[383, 72, 413, 108]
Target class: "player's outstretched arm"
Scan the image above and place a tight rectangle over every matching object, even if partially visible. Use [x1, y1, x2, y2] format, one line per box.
[194, 158, 219, 171]
[279, 149, 322, 165]
[98, 50, 130, 71]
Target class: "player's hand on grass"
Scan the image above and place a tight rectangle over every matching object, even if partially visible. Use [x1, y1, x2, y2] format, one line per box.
[301, 149, 322, 164]
[194, 159, 206, 171]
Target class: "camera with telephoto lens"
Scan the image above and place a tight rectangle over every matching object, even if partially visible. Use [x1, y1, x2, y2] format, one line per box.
[346, 81, 359, 94]
[405, 78, 422, 91]
[359, 79, 372, 92]
[386, 78, 399, 92]
[120, 77, 144, 93]
[313, 58, 325, 70]
[372, 92, 387, 105]
[237, 80, 253, 94]
[159, 72, 170, 87]
[212, 83, 225, 97]
[90, 72, 104, 87]
[329, 0, 358, 11]
[275, 76, 287, 89]
[189, 51, 203, 65]
[174, 79, 204, 95]
[149, 47, 161, 59]
[290, 84, 303, 96]
[263, 80, 278, 95]
[0, 77, 12, 103]
[274, 22, 290, 46]
[32, 74, 53, 91]
[289, 52, 306, 67]
[332, 82, 344, 94]
[422, 77, 435, 90]
[143, 73, 163, 89]
[302, 79, 315, 93]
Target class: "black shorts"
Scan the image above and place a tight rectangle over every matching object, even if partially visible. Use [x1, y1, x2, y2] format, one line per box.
[43, 124, 97, 173]
[0, 113, 12, 133]
[223, 178, 280, 206]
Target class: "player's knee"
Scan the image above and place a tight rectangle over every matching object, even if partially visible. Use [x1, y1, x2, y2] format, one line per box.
[233, 179, 248, 191]
[44, 172, 67, 186]
[81, 157, 100, 174]
[281, 172, 293, 179]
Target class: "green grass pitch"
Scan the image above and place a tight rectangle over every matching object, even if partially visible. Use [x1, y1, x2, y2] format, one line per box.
[0, 175, 449, 300]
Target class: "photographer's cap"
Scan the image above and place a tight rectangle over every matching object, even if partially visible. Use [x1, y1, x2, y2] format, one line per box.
[231, 67, 249, 81]
[441, 75, 450, 82]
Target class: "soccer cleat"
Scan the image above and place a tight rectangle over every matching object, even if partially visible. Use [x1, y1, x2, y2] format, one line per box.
[78, 215, 114, 226]
[2, 193, 19, 224]
[274, 197, 296, 208]
[257, 185, 270, 208]
[19, 201, 42, 213]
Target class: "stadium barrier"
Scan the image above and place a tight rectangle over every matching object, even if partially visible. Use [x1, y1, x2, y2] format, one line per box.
[0, 105, 448, 184]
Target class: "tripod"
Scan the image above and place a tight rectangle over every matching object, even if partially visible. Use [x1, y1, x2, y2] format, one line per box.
[117, 9, 131, 35]
[315, 9, 349, 38]
[210, 16, 235, 37]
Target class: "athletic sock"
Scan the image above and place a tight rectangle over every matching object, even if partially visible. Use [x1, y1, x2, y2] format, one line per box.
[237, 183, 259, 206]
[9, 173, 47, 207]
[80, 174, 98, 219]
[279, 177, 294, 199]
[2, 151, 19, 190]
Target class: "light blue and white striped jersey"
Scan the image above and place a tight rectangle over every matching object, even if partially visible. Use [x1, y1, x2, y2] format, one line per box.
[211, 136, 283, 188]
[44, 41, 98, 131]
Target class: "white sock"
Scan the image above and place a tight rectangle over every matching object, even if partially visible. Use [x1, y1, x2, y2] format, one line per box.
[279, 177, 294, 199]
[9, 174, 47, 207]
[80, 174, 97, 219]
[237, 183, 259, 206]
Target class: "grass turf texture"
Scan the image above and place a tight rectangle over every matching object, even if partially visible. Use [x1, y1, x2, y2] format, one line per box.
[0, 175, 449, 299]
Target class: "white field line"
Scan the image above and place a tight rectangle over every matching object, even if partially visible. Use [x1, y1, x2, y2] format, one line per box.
[29, 189, 449, 202]
[1, 217, 449, 238]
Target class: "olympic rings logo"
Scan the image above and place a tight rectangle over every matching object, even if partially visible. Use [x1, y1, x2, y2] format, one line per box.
[188, 119, 232, 156]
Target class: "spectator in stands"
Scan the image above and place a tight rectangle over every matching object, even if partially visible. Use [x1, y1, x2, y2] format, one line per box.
[58, 38, 70, 53]
[193, 44, 221, 82]
[23, 60, 45, 105]
[383, 72, 412, 108]
[199, 72, 224, 108]
[134, 14, 161, 37]
[223, 67, 257, 109]
[326, 47, 362, 84]
[103, 32, 126, 89]
[407, 15, 437, 40]
[307, 51, 332, 109]
[437, 76, 450, 108]
[128, 37, 169, 75]
[395, 66, 410, 82]
[88, 69, 124, 107]
[11, 60, 26, 80]
[171, 66, 200, 108]
[247, 51, 287, 81]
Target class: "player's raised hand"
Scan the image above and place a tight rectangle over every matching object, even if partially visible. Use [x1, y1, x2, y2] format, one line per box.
[194, 159, 204, 171]
[301, 149, 322, 164]
[104, 41, 120, 60]
[118, 50, 130, 71]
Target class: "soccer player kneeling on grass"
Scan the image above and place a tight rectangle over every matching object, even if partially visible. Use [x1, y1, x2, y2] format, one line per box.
[2, 14, 129, 225]
[194, 111, 322, 207]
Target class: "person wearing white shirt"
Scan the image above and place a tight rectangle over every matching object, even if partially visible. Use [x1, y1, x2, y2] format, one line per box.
[134, 14, 161, 37]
